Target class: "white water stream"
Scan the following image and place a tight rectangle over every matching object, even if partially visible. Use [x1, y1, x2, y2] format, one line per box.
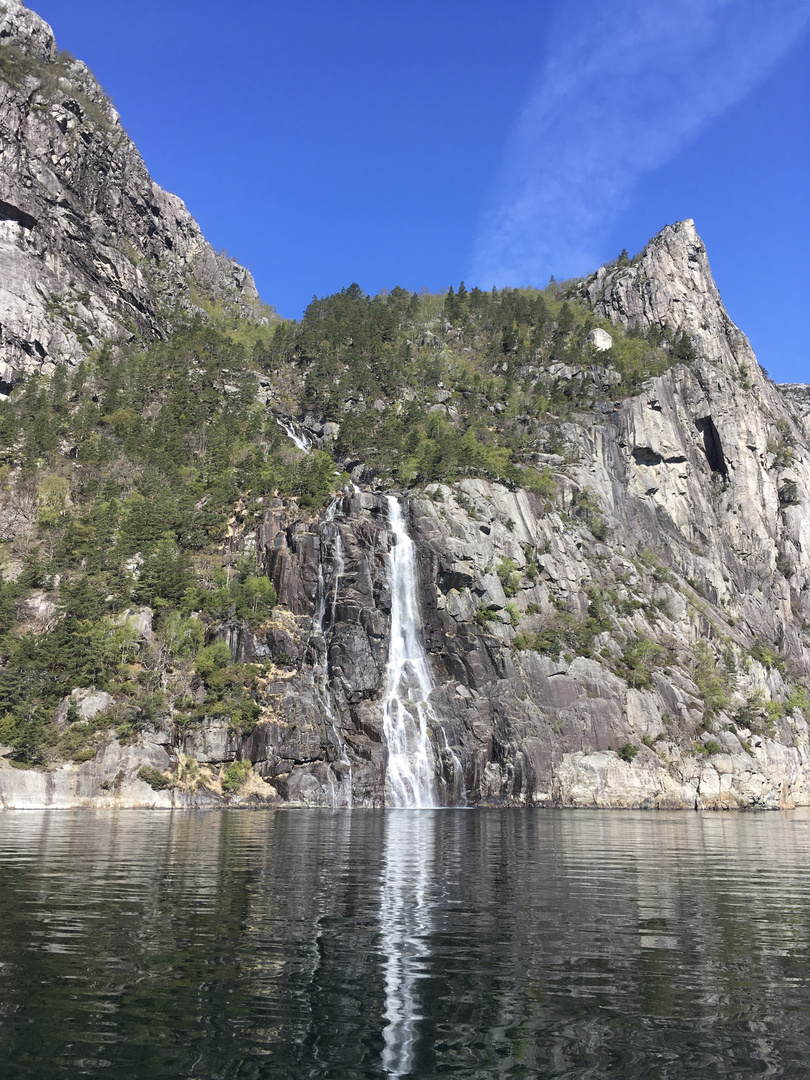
[381, 496, 438, 808]
[277, 417, 311, 453]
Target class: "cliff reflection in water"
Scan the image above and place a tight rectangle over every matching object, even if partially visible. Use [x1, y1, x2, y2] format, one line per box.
[2, 808, 810, 1078]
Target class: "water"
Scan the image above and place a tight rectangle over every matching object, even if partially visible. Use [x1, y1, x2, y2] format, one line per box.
[381, 496, 439, 808]
[2, 808, 810, 1079]
[277, 417, 311, 453]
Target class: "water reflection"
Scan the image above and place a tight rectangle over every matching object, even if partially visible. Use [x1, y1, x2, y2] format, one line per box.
[1, 809, 810, 1078]
[379, 811, 435, 1076]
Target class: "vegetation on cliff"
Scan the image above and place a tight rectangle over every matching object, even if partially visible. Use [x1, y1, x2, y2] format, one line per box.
[0, 273, 701, 766]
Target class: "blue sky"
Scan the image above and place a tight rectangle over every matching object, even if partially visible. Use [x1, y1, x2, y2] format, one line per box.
[31, 0, 810, 382]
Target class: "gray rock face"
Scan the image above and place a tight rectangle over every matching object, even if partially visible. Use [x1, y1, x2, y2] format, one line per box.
[587, 327, 613, 351]
[0, 57, 808, 817]
[0, 0, 260, 386]
[586, 219, 753, 379]
[199, 220, 810, 810]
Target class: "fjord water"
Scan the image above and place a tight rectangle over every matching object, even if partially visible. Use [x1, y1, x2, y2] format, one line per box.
[2, 810, 810, 1079]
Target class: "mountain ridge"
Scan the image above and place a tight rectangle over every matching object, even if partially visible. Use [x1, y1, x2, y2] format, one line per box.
[0, 0, 262, 390]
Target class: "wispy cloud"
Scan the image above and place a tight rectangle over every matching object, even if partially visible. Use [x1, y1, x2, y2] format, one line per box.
[471, 0, 810, 287]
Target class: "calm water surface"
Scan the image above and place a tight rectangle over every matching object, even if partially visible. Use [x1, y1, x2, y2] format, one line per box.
[1, 808, 809, 1079]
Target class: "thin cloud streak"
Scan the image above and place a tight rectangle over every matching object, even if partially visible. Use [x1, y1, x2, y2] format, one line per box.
[471, 0, 810, 288]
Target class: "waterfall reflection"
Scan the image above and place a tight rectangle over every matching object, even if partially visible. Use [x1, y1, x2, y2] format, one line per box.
[379, 810, 436, 1077]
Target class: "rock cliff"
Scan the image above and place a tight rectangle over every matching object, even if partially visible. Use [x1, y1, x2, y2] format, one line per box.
[6, 211, 810, 811]
[0, 0, 260, 389]
[1, 7, 809, 812]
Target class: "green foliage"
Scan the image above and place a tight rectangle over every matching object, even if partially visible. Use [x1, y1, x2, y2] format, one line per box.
[138, 765, 173, 791]
[0, 267, 716, 765]
[614, 636, 666, 689]
[194, 641, 233, 682]
[617, 742, 639, 763]
[513, 607, 607, 660]
[222, 759, 253, 794]
[136, 534, 193, 607]
[692, 639, 730, 716]
[505, 601, 521, 627]
[497, 558, 521, 598]
[289, 449, 343, 509]
[162, 612, 204, 660]
[475, 604, 498, 628]
[786, 684, 810, 715]
[571, 487, 607, 539]
[765, 699, 785, 725]
[734, 690, 766, 732]
[768, 425, 795, 469]
[749, 641, 786, 674]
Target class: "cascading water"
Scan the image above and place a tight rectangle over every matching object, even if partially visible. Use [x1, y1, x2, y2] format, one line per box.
[381, 495, 439, 808]
[277, 416, 311, 453]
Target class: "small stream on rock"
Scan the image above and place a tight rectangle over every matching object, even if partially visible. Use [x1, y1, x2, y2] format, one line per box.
[276, 416, 311, 452]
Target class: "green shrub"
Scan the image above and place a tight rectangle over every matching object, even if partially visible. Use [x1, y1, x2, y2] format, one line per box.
[194, 641, 233, 682]
[475, 604, 498, 627]
[786, 684, 810, 714]
[615, 636, 666, 689]
[222, 759, 253, 794]
[513, 609, 607, 659]
[162, 611, 205, 660]
[693, 640, 730, 716]
[505, 602, 520, 627]
[617, 742, 639, 763]
[734, 690, 765, 731]
[138, 765, 173, 790]
[749, 641, 786, 674]
[497, 558, 521, 598]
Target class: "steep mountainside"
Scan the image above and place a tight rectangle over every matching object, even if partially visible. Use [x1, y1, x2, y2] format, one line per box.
[1, 3, 809, 811]
[0, 0, 260, 390]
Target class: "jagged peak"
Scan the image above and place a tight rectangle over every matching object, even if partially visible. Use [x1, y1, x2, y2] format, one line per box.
[586, 220, 758, 380]
[0, 0, 260, 385]
[0, 1, 57, 63]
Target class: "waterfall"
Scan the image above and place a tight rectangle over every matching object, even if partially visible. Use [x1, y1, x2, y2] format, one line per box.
[381, 495, 438, 808]
[277, 416, 311, 453]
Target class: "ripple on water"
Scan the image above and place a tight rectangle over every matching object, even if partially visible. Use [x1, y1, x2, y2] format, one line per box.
[1, 808, 810, 1078]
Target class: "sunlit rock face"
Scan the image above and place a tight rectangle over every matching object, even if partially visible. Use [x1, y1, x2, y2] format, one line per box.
[587, 327, 613, 351]
[5, 216, 810, 810]
[1, 6, 810, 810]
[191, 221, 810, 811]
[0, 0, 259, 388]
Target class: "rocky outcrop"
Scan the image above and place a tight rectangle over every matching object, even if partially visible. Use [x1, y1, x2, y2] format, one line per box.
[586, 219, 755, 381]
[0, 0, 261, 387]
